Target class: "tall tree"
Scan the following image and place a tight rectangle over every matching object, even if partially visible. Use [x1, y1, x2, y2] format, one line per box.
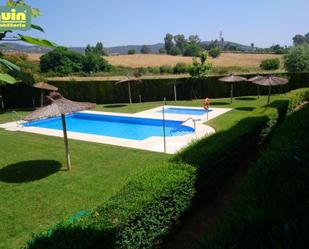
[188, 35, 201, 44]
[174, 34, 187, 52]
[293, 34, 307, 46]
[164, 33, 174, 54]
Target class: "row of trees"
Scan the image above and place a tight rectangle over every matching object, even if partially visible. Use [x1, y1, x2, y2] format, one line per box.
[85, 42, 108, 56]
[163, 33, 204, 57]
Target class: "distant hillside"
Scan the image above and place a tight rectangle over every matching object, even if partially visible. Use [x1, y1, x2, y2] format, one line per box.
[0, 41, 256, 55]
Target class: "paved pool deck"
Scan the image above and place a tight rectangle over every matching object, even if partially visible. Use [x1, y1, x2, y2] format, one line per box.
[0, 106, 231, 154]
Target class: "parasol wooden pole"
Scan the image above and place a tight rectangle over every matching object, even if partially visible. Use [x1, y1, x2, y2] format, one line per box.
[230, 83, 233, 103]
[40, 90, 44, 107]
[61, 114, 72, 171]
[174, 82, 177, 101]
[268, 86, 271, 105]
[128, 82, 132, 104]
[257, 86, 260, 99]
[0, 86, 4, 109]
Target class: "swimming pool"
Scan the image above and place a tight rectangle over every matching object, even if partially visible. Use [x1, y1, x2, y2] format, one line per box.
[158, 107, 212, 116]
[24, 112, 194, 140]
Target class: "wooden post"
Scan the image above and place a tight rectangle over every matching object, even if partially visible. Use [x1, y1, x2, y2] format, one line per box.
[128, 82, 132, 104]
[174, 83, 177, 101]
[230, 83, 233, 103]
[268, 86, 271, 105]
[40, 91, 44, 107]
[0, 86, 4, 109]
[162, 98, 167, 153]
[61, 114, 72, 171]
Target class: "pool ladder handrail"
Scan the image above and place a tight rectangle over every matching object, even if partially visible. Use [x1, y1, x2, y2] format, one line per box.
[11, 111, 23, 127]
[170, 117, 200, 135]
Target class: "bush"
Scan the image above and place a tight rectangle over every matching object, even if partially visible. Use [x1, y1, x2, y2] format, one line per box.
[173, 63, 189, 74]
[127, 49, 136, 55]
[40, 47, 111, 75]
[201, 89, 309, 249]
[82, 54, 111, 73]
[169, 46, 182, 56]
[260, 58, 280, 70]
[183, 43, 202, 57]
[285, 44, 309, 73]
[208, 47, 221, 58]
[26, 163, 196, 249]
[159, 65, 174, 74]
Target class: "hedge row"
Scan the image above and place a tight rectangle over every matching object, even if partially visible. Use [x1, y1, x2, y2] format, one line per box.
[26, 88, 309, 249]
[2, 73, 309, 109]
[201, 92, 309, 249]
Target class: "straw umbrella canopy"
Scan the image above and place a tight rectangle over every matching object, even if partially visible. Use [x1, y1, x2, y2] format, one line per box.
[33, 82, 58, 107]
[247, 75, 264, 99]
[251, 75, 288, 104]
[23, 92, 95, 171]
[115, 76, 142, 104]
[219, 74, 247, 103]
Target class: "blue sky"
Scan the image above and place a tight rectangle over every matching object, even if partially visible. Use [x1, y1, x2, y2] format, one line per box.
[20, 0, 309, 48]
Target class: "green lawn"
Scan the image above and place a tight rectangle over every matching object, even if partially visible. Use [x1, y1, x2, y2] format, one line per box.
[0, 94, 287, 249]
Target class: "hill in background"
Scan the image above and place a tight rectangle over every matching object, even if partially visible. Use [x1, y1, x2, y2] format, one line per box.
[0, 41, 256, 55]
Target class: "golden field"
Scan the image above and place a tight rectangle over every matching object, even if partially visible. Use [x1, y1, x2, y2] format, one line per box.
[23, 52, 283, 69]
[104, 53, 283, 68]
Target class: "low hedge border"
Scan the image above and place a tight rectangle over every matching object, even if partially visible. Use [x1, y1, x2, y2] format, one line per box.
[25, 88, 309, 249]
[201, 95, 309, 249]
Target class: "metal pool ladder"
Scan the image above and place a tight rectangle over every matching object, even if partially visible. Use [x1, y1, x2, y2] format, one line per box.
[170, 118, 201, 136]
[11, 111, 23, 127]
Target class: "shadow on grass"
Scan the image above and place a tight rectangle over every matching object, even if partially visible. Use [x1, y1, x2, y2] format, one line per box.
[0, 160, 61, 183]
[103, 104, 128, 108]
[235, 107, 255, 111]
[211, 102, 230, 106]
[235, 97, 257, 101]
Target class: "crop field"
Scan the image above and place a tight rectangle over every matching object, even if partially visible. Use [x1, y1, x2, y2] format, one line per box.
[23, 52, 283, 69]
[104, 53, 283, 68]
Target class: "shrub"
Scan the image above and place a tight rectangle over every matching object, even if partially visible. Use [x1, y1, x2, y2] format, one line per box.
[40, 47, 84, 74]
[285, 44, 309, 73]
[260, 58, 280, 70]
[82, 54, 111, 73]
[173, 63, 189, 74]
[169, 46, 182, 56]
[127, 49, 136, 55]
[40, 47, 111, 75]
[26, 163, 196, 249]
[208, 47, 221, 58]
[159, 65, 174, 74]
[183, 43, 202, 57]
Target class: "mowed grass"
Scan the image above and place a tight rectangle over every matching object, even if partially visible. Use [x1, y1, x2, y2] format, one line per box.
[0, 94, 287, 249]
[0, 129, 170, 248]
[104, 53, 283, 68]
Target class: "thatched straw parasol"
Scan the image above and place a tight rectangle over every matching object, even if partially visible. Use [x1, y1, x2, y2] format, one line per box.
[219, 74, 247, 103]
[23, 92, 95, 170]
[33, 82, 58, 107]
[251, 75, 288, 104]
[115, 76, 142, 104]
[247, 75, 264, 99]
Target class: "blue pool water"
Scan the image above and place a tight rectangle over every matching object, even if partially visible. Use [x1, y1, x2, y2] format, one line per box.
[158, 107, 212, 116]
[24, 112, 194, 140]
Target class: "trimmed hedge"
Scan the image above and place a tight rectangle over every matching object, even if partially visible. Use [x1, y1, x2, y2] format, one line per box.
[201, 93, 309, 249]
[26, 163, 197, 249]
[2, 73, 309, 109]
[26, 88, 309, 249]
